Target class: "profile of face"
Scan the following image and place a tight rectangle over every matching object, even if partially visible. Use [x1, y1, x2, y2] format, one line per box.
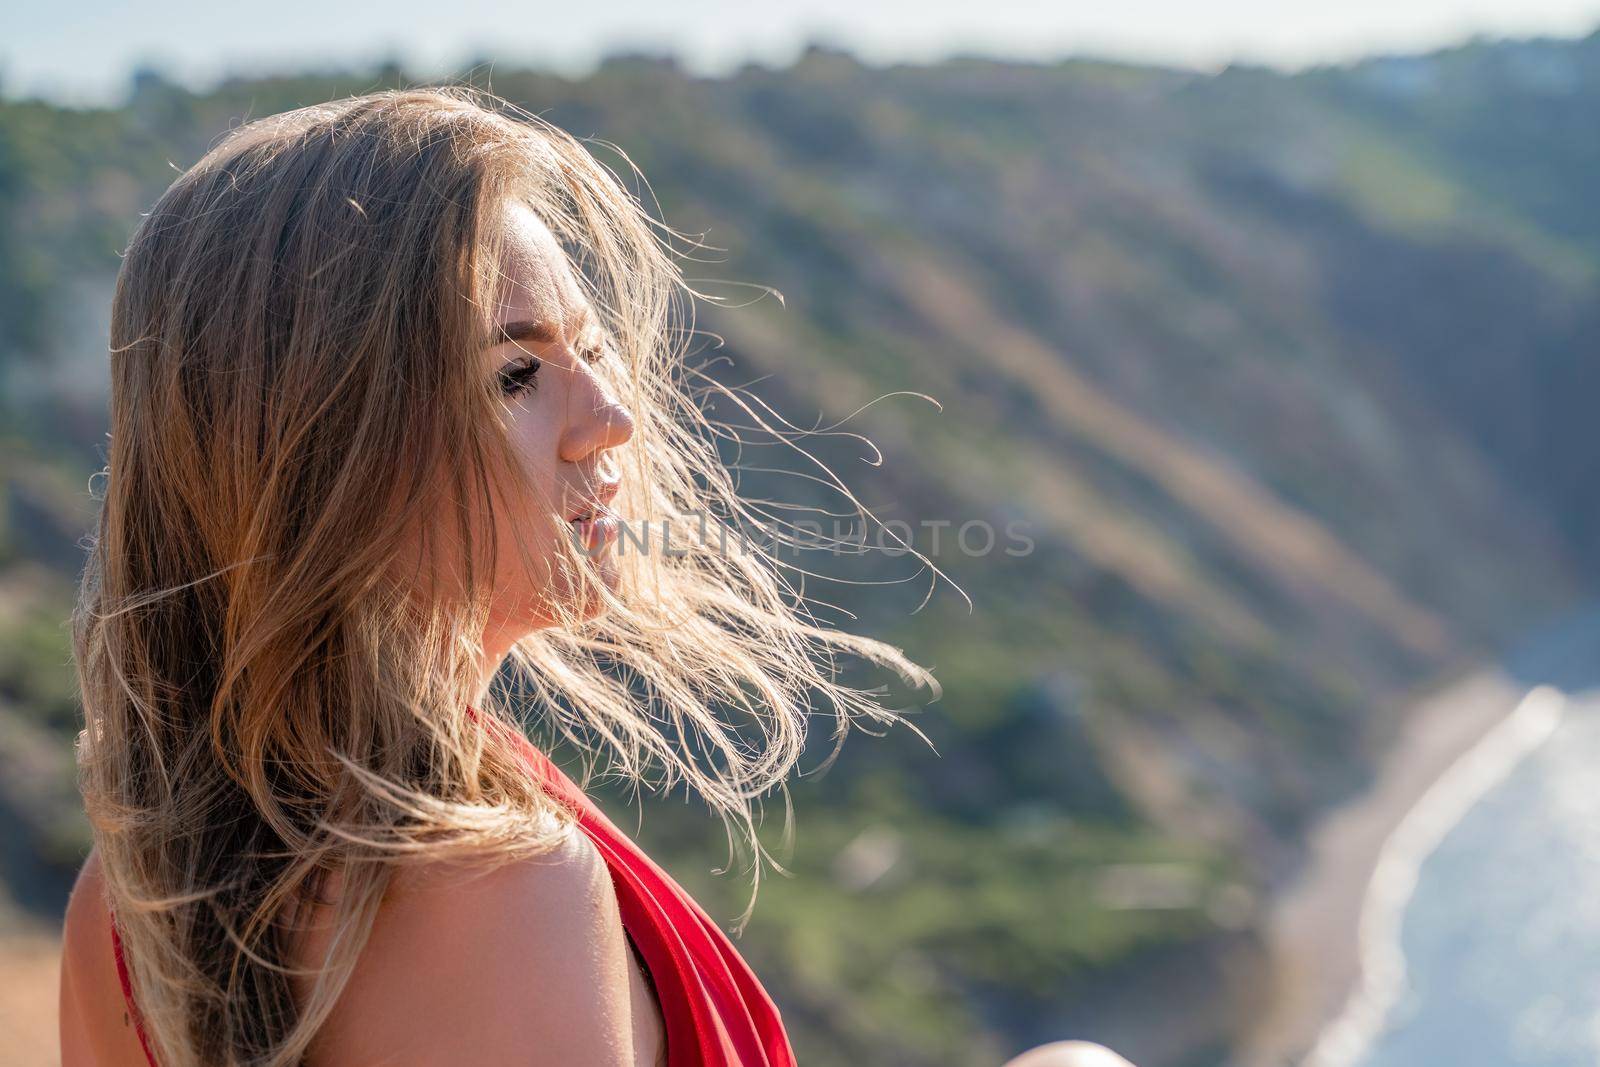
[474, 199, 636, 644]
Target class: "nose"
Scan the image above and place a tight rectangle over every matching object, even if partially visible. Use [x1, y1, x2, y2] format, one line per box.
[558, 366, 635, 463]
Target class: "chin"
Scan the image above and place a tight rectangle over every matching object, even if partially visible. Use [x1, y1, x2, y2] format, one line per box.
[569, 557, 623, 622]
[513, 567, 621, 631]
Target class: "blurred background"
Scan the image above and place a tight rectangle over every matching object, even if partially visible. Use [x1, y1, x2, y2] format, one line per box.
[6, 4, 1600, 1065]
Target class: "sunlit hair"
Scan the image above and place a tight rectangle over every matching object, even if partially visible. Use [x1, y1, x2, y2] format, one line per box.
[71, 84, 940, 1067]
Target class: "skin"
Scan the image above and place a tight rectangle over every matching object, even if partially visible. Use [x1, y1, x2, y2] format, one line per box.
[469, 197, 636, 693]
[1000, 1041, 1138, 1067]
[59, 198, 661, 1066]
[59, 851, 147, 1067]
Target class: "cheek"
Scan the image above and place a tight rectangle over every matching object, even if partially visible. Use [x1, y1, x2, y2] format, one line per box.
[492, 402, 568, 589]
[502, 398, 564, 512]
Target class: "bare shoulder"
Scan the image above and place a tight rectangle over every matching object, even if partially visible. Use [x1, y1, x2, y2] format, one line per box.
[386, 814, 611, 918]
[61, 846, 151, 1067]
[60, 847, 110, 998]
[305, 821, 639, 1067]
[1002, 1041, 1138, 1067]
[63, 846, 106, 942]
[59, 846, 109, 1037]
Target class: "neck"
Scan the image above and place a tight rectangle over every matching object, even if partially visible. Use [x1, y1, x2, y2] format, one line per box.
[475, 617, 528, 707]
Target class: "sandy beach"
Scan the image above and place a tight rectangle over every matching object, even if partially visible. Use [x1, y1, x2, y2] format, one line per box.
[1237, 665, 1536, 1067]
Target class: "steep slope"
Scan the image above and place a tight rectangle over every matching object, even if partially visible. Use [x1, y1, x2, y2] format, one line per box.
[1, 33, 1597, 1064]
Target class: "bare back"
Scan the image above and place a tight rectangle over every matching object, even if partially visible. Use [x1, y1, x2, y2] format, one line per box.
[59, 851, 152, 1067]
[59, 832, 667, 1067]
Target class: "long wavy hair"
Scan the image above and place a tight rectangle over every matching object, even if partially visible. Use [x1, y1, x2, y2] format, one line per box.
[72, 85, 939, 1067]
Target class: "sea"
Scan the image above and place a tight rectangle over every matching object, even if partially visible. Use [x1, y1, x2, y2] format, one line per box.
[1314, 605, 1600, 1067]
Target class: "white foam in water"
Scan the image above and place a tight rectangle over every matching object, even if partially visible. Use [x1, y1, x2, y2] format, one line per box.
[1304, 685, 1570, 1067]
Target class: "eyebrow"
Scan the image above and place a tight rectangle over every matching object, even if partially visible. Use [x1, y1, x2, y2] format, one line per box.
[490, 308, 595, 350]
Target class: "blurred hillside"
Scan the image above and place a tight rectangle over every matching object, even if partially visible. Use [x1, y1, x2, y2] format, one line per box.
[3, 28, 1598, 1066]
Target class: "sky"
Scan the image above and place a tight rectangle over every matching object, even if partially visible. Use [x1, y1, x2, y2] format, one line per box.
[6, 0, 1600, 104]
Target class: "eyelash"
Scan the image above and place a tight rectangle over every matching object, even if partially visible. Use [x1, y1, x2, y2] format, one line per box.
[497, 342, 608, 399]
[498, 358, 541, 398]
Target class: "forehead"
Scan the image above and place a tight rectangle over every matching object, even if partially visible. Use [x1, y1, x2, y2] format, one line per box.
[490, 199, 589, 333]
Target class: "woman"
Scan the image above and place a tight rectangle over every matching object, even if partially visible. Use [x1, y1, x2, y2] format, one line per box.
[56, 85, 1133, 1067]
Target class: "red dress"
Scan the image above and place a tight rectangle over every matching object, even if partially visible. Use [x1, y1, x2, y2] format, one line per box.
[109, 718, 797, 1066]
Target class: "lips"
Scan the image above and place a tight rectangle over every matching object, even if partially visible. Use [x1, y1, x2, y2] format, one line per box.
[568, 481, 621, 551]
[568, 506, 619, 551]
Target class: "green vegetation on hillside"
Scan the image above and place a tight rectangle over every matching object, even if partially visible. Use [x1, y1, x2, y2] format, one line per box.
[3, 31, 1598, 1064]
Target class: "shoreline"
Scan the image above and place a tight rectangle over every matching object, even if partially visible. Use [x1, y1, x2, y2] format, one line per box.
[1237, 665, 1536, 1067]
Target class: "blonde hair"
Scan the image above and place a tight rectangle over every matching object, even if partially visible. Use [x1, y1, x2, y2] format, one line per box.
[72, 84, 939, 1067]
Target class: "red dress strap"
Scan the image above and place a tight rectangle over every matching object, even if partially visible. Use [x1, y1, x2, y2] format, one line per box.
[492, 723, 793, 1062]
[499, 728, 797, 1066]
[108, 712, 797, 1067]
[109, 911, 159, 1066]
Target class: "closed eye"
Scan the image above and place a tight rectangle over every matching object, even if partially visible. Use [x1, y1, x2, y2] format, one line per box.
[498, 356, 542, 398]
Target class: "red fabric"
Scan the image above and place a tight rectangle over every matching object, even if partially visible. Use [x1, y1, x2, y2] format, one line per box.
[108, 713, 796, 1067]
[109, 904, 157, 1067]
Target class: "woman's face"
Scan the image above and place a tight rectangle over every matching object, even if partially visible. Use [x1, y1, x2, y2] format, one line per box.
[476, 199, 636, 641]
